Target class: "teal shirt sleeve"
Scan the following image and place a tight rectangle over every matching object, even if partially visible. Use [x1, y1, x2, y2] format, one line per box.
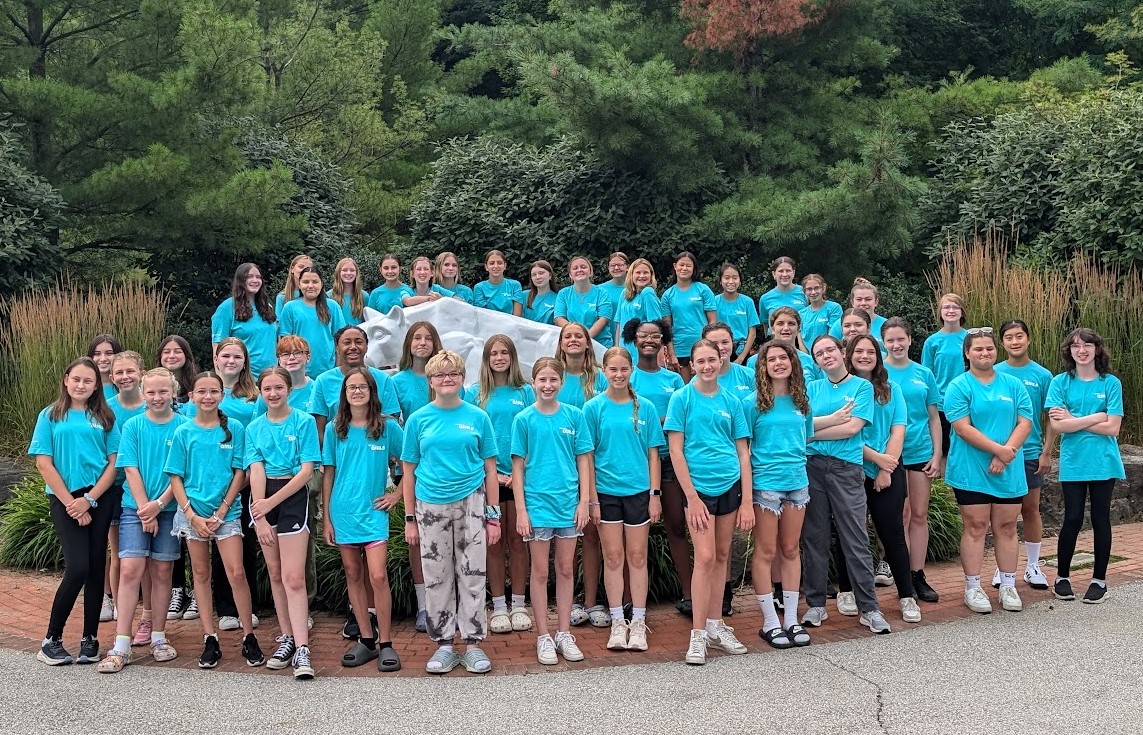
[572, 408, 594, 455]
[942, 377, 971, 424]
[296, 412, 322, 465]
[211, 299, 234, 343]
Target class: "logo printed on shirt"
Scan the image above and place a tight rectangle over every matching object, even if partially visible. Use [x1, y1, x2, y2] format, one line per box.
[718, 410, 731, 419]
[456, 423, 475, 432]
[689, 296, 702, 302]
[220, 443, 233, 450]
[369, 444, 386, 451]
[559, 427, 576, 436]
[286, 435, 296, 442]
[998, 395, 1014, 403]
[1096, 392, 1107, 400]
[510, 400, 525, 406]
[911, 379, 927, 387]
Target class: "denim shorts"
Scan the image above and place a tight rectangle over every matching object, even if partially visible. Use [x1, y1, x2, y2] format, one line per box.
[172, 509, 244, 542]
[118, 508, 181, 561]
[752, 486, 810, 516]
[524, 526, 581, 542]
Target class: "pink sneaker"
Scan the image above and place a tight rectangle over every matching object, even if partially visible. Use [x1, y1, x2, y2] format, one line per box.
[131, 618, 153, 647]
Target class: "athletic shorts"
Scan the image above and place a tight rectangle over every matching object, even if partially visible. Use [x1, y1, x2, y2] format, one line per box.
[118, 509, 180, 561]
[599, 491, 651, 526]
[683, 480, 743, 517]
[903, 461, 930, 472]
[259, 477, 310, 536]
[951, 486, 1025, 506]
[498, 481, 513, 504]
[660, 456, 676, 483]
[1024, 459, 1045, 490]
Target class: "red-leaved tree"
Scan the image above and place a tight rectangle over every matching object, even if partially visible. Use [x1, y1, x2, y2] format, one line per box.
[681, 0, 828, 56]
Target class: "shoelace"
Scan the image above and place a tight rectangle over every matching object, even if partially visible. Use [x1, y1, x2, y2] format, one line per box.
[273, 637, 294, 659]
[688, 633, 706, 655]
[293, 647, 311, 667]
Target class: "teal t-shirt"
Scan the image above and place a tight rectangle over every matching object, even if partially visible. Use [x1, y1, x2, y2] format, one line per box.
[922, 329, 968, 404]
[557, 370, 609, 409]
[758, 286, 807, 335]
[28, 408, 120, 494]
[274, 291, 299, 314]
[799, 301, 843, 346]
[860, 382, 907, 479]
[308, 367, 401, 421]
[716, 294, 760, 350]
[102, 383, 118, 401]
[392, 369, 430, 423]
[321, 421, 404, 544]
[245, 409, 322, 477]
[742, 392, 814, 492]
[555, 285, 615, 348]
[448, 283, 475, 304]
[885, 361, 942, 465]
[180, 389, 259, 428]
[746, 350, 821, 385]
[690, 362, 754, 402]
[614, 287, 662, 359]
[473, 279, 523, 314]
[829, 314, 888, 352]
[327, 289, 370, 327]
[583, 393, 665, 497]
[109, 395, 145, 485]
[464, 383, 535, 475]
[511, 404, 594, 526]
[367, 284, 415, 315]
[598, 280, 626, 315]
[807, 376, 875, 465]
[943, 371, 1034, 498]
[517, 290, 558, 325]
[995, 360, 1053, 460]
[164, 420, 247, 521]
[630, 367, 684, 456]
[401, 402, 497, 504]
[1045, 373, 1126, 482]
[252, 378, 315, 418]
[278, 299, 347, 377]
[211, 297, 279, 375]
[660, 282, 717, 358]
[116, 412, 188, 508]
[664, 383, 750, 496]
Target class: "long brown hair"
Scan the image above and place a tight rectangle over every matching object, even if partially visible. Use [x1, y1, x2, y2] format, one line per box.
[329, 257, 365, 320]
[753, 341, 810, 414]
[213, 337, 258, 400]
[554, 322, 600, 401]
[845, 334, 890, 404]
[280, 253, 313, 306]
[231, 263, 275, 322]
[399, 321, 443, 371]
[526, 260, 556, 309]
[50, 357, 115, 429]
[769, 306, 808, 352]
[156, 335, 199, 402]
[297, 267, 332, 324]
[334, 367, 389, 440]
[190, 371, 233, 444]
[477, 335, 526, 408]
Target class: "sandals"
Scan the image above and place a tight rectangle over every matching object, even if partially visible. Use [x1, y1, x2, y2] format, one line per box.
[341, 641, 379, 668]
[570, 603, 589, 626]
[425, 647, 461, 674]
[461, 647, 492, 674]
[510, 607, 532, 631]
[378, 645, 401, 672]
[786, 623, 812, 647]
[760, 626, 793, 650]
[586, 605, 612, 628]
[675, 597, 693, 617]
[489, 610, 512, 634]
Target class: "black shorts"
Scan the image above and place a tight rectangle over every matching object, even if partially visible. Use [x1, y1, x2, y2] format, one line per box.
[599, 491, 651, 526]
[1023, 459, 1045, 490]
[683, 480, 743, 517]
[661, 455, 676, 483]
[498, 481, 513, 504]
[938, 412, 952, 457]
[264, 477, 310, 535]
[951, 486, 1026, 506]
[903, 461, 929, 472]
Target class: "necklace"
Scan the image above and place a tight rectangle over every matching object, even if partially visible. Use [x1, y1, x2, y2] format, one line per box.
[828, 371, 849, 389]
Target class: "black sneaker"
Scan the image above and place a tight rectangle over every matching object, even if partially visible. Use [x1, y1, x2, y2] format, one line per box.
[1082, 583, 1109, 605]
[292, 645, 315, 680]
[242, 633, 265, 667]
[167, 586, 188, 620]
[773, 583, 784, 611]
[912, 570, 940, 603]
[267, 635, 296, 670]
[722, 583, 734, 617]
[342, 608, 360, 640]
[199, 634, 222, 668]
[76, 636, 100, 664]
[675, 597, 692, 617]
[622, 603, 633, 622]
[369, 611, 379, 639]
[37, 638, 73, 666]
[1054, 578, 1076, 601]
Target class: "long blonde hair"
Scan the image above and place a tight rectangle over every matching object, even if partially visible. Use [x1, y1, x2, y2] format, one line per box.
[280, 253, 313, 305]
[434, 251, 462, 289]
[477, 335, 526, 407]
[330, 257, 365, 320]
[602, 346, 640, 434]
[623, 258, 658, 301]
[554, 322, 600, 401]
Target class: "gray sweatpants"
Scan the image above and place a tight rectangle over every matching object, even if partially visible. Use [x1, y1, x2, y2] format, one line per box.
[416, 491, 488, 643]
[803, 456, 880, 612]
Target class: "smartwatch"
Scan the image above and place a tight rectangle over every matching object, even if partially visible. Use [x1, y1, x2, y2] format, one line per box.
[404, 514, 416, 523]
[650, 489, 662, 497]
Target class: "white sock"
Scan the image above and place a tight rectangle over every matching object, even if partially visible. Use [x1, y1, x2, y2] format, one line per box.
[113, 634, 132, 655]
[632, 607, 646, 620]
[1001, 572, 1016, 588]
[704, 618, 721, 637]
[438, 644, 453, 653]
[757, 595, 780, 631]
[965, 575, 981, 590]
[151, 630, 166, 644]
[783, 591, 800, 628]
[1025, 541, 1041, 568]
[492, 595, 507, 613]
[556, 630, 570, 640]
[414, 584, 427, 611]
[368, 607, 376, 614]
[512, 594, 526, 609]
[1092, 579, 1107, 588]
[609, 607, 624, 620]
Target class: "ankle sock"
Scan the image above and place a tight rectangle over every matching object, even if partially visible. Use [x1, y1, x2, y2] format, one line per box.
[1001, 572, 1016, 588]
[965, 575, 982, 590]
[1025, 541, 1041, 568]
[151, 630, 166, 644]
[512, 594, 526, 609]
[1092, 579, 1107, 588]
[414, 584, 427, 611]
[632, 607, 646, 620]
[360, 637, 377, 650]
[492, 595, 507, 613]
[113, 634, 131, 655]
[609, 607, 624, 621]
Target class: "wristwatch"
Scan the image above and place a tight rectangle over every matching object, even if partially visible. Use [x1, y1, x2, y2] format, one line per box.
[650, 489, 662, 497]
[404, 514, 416, 523]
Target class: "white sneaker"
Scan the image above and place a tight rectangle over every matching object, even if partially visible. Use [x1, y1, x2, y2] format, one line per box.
[536, 634, 557, 665]
[706, 622, 748, 654]
[1024, 564, 1048, 590]
[218, 616, 240, 631]
[685, 629, 707, 665]
[999, 585, 1023, 612]
[627, 618, 648, 651]
[836, 591, 859, 616]
[99, 594, 115, 623]
[874, 561, 893, 587]
[899, 597, 921, 623]
[554, 631, 584, 662]
[859, 610, 892, 634]
[964, 587, 992, 614]
[991, 568, 1001, 589]
[606, 619, 629, 650]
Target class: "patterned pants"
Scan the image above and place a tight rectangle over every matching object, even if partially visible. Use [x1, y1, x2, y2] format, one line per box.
[416, 491, 488, 643]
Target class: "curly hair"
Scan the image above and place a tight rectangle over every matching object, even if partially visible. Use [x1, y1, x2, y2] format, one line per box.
[753, 341, 810, 415]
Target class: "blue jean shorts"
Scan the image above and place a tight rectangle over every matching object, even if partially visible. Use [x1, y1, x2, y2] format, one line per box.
[524, 526, 581, 543]
[172, 509, 244, 542]
[752, 487, 811, 516]
[118, 508, 181, 561]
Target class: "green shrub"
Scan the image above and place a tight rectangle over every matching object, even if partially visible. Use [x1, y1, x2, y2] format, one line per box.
[928, 480, 964, 563]
[0, 477, 61, 570]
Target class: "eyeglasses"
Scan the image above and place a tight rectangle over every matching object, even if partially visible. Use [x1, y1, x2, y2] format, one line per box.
[193, 389, 223, 397]
[941, 305, 962, 312]
[430, 372, 463, 382]
[967, 327, 994, 335]
[278, 351, 308, 358]
[635, 332, 663, 341]
[346, 384, 370, 393]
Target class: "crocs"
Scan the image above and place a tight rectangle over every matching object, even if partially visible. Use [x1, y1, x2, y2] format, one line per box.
[570, 603, 589, 626]
[510, 607, 532, 631]
[489, 610, 512, 634]
[425, 647, 461, 674]
[585, 605, 611, 628]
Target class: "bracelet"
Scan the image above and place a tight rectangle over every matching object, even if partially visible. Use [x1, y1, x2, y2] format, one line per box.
[220, 500, 231, 509]
[83, 493, 98, 508]
[588, 502, 600, 507]
[210, 515, 222, 524]
[484, 504, 501, 520]
[180, 502, 191, 513]
[486, 518, 501, 526]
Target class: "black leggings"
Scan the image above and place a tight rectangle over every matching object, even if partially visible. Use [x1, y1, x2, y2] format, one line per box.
[1056, 479, 1115, 580]
[212, 486, 261, 616]
[47, 490, 118, 639]
[835, 467, 915, 598]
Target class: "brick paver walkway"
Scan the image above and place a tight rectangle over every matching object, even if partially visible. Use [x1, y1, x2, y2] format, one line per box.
[2, 525, 1141, 677]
